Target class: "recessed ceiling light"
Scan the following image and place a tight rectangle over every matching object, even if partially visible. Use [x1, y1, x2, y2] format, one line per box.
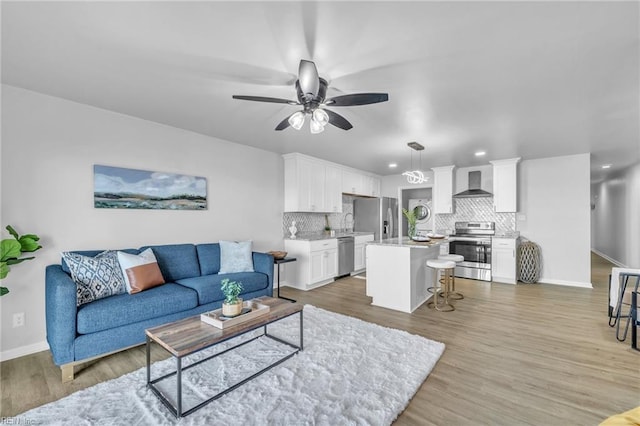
[475, 151, 486, 157]
[602, 164, 612, 169]
[388, 163, 397, 168]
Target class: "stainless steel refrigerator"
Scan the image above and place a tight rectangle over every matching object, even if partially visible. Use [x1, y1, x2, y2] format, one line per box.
[353, 197, 398, 240]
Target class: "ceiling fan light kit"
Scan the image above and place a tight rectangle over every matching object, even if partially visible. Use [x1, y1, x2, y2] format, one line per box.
[233, 59, 389, 133]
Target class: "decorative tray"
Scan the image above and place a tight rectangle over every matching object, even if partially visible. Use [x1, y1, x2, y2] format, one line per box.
[201, 300, 270, 329]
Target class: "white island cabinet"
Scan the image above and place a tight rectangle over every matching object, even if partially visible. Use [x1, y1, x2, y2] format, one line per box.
[366, 238, 447, 313]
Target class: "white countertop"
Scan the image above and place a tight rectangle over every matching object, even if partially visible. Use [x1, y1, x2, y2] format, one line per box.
[285, 231, 374, 241]
[366, 237, 449, 249]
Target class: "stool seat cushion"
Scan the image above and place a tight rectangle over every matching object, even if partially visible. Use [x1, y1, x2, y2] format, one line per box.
[427, 259, 456, 269]
[438, 254, 464, 262]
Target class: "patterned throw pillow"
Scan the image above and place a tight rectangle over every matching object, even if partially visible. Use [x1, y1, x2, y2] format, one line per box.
[218, 240, 254, 274]
[61, 250, 126, 306]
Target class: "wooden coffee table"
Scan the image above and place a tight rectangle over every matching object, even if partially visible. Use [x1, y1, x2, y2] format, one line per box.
[145, 296, 303, 417]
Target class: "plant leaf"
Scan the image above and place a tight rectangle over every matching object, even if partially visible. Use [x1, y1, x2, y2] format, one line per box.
[0, 286, 9, 296]
[19, 236, 42, 252]
[21, 234, 40, 242]
[1, 239, 21, 262]
[6, 257, 34, 265]
[0, 262, 9, 280]
[6, 225, 19, 240]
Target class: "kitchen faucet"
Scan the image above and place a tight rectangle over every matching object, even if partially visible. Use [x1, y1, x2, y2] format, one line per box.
[342, 212, 354, 233]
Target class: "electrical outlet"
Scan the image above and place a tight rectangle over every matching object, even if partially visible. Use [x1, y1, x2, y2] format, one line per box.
[13, 312, 25, 328]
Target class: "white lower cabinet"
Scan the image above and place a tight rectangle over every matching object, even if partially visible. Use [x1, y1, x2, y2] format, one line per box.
[284, 238, 338, 290]
[354, 234, 374, 273]
[491, 237, 520, 284]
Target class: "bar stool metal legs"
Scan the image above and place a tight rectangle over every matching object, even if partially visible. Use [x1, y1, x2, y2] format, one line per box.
[438, 254, 464, 300]
[426, 259, 456, 312]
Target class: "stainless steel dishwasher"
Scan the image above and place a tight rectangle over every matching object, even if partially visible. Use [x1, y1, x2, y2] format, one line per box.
[337, 236, 355, 277]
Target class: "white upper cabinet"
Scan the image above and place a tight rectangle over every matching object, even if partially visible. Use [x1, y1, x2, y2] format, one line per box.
[284, 153, 379, 212]
[324, 164, 343, 213]
[432, 165, 455, 214]
[342, 169, 363, 195]
[284, 153, 326, 212]
[490, 158, 520, 213]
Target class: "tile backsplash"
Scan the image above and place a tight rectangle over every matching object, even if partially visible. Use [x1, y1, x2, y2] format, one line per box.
[283, 195, 356, 235]
[434, 197, 515, 235]
[283, 195, 515, 237]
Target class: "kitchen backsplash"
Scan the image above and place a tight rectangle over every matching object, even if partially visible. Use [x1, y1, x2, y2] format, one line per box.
[434, 197, 516, 235]
[283, 195, 356, 235]
[283, 195, 515, 236]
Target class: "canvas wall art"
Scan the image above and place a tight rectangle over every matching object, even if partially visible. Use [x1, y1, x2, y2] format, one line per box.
[94, 165, 207, 210]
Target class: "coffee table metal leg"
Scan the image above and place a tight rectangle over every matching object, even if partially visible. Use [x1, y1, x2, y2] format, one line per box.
[177, 357, 182, 417]
[146, 336, 150, 385]
[300, 310, 304, 350]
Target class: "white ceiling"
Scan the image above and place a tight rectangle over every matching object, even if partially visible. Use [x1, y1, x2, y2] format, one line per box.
[2, 1, 638, 182]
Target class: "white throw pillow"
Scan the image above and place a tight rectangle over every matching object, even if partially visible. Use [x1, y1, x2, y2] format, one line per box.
[117, 248, 160, 293]
[218, 240, 254, 274]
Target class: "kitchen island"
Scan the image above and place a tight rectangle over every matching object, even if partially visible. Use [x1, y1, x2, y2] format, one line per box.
[366, 237, 449, 313]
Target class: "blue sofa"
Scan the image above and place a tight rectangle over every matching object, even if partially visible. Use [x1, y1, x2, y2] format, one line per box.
[45, 243, 274, 381]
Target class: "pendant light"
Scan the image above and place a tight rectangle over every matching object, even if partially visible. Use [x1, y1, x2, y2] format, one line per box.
[402, 142, 427, 184]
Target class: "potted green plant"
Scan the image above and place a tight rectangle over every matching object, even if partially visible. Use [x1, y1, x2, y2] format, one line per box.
[1, 225, 42, 296]
[402, 208, 417, 239]
[221, 278, 244, 317]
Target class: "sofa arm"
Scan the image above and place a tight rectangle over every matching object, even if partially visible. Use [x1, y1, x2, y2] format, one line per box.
[45, 265, 78, 366]
[253, 252, 274, 289]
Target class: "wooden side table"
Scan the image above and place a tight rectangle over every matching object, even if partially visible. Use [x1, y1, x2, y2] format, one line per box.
[274, 257, 297, 302]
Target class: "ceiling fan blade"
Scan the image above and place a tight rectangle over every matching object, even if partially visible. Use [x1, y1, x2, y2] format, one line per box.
[325, 93, 389, 107]
[232, 95, 299, 105]
[298, 60, 320, 99]
[325, 109, 353, 131]
[275, 114, 293, 131]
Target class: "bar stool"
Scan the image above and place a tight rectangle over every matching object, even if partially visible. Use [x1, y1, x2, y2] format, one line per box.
[438, 254, 464, 300]
[426, 259, 456, 312]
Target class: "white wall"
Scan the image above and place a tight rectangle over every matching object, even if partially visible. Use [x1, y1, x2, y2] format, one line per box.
[591, 161, 640, 268]
[517, 153, 591, 287]
[0, 85, 284, 359]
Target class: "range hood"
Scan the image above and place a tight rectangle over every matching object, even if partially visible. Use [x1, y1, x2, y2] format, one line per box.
[453, 171, 493, 198]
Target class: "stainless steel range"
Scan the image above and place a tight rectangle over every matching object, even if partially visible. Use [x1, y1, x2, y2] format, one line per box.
[450, 221, 495, 281]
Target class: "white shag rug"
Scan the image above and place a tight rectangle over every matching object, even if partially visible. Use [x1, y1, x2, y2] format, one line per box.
[20, 305, 445, 425]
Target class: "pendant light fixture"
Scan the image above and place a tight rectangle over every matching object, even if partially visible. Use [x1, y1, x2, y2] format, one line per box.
[402, 142, 427, 184]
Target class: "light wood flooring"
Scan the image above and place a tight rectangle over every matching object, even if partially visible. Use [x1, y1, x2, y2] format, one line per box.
[1, 252, 638, 424]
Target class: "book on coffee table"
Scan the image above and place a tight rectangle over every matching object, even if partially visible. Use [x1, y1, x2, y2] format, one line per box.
[201, 299, 270, 329]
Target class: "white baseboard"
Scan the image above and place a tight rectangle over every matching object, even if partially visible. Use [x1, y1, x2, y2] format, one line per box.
[591, 249, 627, 267]
[0, 340, 49, 362]
[536, 278, 593, 289]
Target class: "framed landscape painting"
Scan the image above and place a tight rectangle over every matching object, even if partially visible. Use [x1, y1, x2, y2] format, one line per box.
[94, 165, 207, 210]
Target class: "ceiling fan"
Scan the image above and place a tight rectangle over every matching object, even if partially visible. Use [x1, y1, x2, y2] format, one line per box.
[232, 60, 389, 133]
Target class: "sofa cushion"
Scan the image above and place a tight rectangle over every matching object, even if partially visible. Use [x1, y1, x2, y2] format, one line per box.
[61, 250, 126, 306]
[196, 243, 221, 275]
[76, 283, 198, 334]
[176, 272, 269, 305]
[219, 240, 254, 273]
[139, 244, 200, 281]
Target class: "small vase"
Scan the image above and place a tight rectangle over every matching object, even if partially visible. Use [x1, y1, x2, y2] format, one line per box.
[408, 224, 416, 239]
[289, 221, 298, 239]
[222, 298, 243, 317]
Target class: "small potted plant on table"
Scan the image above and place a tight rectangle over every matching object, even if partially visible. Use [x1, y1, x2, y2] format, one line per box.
[221, 278, 244, 317]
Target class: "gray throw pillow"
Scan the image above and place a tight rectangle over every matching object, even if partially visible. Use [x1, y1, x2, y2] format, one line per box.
[218, 240, 254, 274]
[61, 250, 126, 306]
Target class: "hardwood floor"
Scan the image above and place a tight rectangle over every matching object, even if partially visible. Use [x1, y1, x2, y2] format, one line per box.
[2, 252, 638, 424]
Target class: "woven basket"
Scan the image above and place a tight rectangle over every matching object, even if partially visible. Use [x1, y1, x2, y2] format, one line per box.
[518, 241, 541, 283]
